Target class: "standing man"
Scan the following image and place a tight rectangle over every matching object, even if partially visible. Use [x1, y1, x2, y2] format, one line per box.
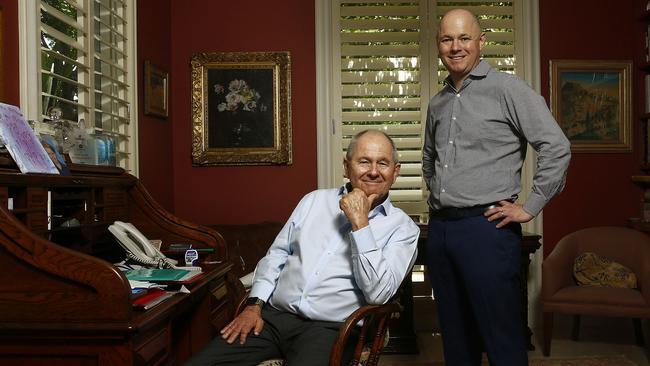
[422, 9, 571, 366]
[186, 130, 419, 366]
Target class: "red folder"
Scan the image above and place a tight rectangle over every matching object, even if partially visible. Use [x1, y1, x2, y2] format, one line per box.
[132, 288, 173, 310]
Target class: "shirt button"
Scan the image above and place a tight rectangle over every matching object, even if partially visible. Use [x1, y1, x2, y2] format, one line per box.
[452, 116, 456, 120]
[456, 94, 461, 98]
[441, 188, 446, 193]
[448, 140, 453, 144]
[444, 164, 448, 168]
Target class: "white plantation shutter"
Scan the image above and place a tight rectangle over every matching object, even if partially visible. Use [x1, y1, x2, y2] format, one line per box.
[22, 0, 136, 170]
[331, 0, 522, 221]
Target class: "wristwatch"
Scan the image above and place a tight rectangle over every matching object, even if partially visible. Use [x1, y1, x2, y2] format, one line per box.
[245, 297, 265, 308]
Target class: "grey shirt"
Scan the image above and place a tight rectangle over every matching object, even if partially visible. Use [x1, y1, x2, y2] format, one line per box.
[422, 60, 571, 217]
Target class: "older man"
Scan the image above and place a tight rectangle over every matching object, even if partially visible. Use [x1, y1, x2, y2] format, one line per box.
[186, 129, 419, 366]
[422, 9, 571, 366]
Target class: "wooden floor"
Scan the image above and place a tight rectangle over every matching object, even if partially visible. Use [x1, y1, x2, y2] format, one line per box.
[379, 314, 650, 366]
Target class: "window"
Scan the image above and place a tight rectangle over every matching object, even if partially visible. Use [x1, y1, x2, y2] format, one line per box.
[319, 0, 533, 222]
[19, 0, 137, 172]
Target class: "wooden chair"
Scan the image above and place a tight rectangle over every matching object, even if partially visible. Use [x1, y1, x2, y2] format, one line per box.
[234, 294, 400, 366]
[542, 226, 650, 356]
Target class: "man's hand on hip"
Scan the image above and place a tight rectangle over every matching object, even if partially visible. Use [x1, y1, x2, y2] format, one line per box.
[484, 200, 533, 229]
[339, 188, 377, 231]
[220, 305, 264, 345]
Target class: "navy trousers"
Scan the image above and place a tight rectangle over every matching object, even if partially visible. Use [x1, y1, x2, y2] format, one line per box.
[426, 215, 527, 366]
[184, 306, 357, 366]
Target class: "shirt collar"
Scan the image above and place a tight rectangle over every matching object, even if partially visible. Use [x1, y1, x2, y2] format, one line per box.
[338, 184, 392, 217]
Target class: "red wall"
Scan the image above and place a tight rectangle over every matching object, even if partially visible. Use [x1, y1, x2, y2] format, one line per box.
[167, 0, 317, 225]
[1, 0, 646, 241]
[539, 0, 646, 254]
[137, 0, 174, 211]
[0, 0, 18, 106]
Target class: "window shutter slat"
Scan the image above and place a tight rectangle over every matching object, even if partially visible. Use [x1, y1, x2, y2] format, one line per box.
[37, 0, 133, 169]
[334, 0, 519, 220]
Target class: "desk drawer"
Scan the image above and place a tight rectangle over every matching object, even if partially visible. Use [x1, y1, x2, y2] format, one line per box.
[209, 283, 230, 330]
[133, 325, 170, 366]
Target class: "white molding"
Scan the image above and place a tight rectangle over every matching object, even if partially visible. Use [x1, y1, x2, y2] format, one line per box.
[315, 0, 334, 189]
[519, 0, 544, 338]
[18, 0, 40, 119]
[126, 0, 139, 176]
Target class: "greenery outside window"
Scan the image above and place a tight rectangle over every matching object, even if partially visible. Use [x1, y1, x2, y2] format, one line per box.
[19, 0, 137, 172]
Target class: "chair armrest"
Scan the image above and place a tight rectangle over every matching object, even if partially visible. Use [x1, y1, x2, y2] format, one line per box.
[328, 301, 400, 366]
[542, 237, 578, 301]
[641, 242, 650, 305]
[235, 289, 251, 315]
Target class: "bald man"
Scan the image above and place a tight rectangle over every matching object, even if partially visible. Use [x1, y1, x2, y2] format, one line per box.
[186, 130, 419, 366]
[422, 9, 570, 366]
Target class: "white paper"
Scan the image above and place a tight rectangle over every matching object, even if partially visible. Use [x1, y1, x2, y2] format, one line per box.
[0, 103, 59, 174]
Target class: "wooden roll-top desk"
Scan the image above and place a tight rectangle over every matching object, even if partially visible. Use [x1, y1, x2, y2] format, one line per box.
[0, 163, 238, 365]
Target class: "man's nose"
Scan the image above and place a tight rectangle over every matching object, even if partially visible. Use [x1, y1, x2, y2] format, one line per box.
[367, 163, 379, 176]
[451, 39, 461, 51]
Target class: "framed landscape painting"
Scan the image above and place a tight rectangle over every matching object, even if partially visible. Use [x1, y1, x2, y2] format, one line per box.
[550, 60, 632, 153]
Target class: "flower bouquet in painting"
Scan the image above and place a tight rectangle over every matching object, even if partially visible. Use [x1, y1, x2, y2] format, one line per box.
[210, 79, 273, 148]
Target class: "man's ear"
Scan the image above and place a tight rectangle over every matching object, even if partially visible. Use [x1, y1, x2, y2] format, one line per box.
[343, 159, 349, 178]
[393, 163, 401, 184]
[479, 32, 486, 50]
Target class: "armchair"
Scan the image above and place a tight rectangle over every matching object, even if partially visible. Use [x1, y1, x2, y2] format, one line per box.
[215, 222, 404, 365]
[234, 292, 400, 366]
[541, 226, 650, 356]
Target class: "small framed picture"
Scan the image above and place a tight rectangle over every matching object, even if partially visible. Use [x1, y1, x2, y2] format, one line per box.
[144, 60, 169, 118]
[550, 60, 632, 153]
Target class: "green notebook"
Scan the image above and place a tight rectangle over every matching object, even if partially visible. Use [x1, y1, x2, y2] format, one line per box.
[125, 268, 190, 281]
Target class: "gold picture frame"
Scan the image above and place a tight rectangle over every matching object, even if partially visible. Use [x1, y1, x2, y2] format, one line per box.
[144, 60, 169, 118]
[190, 51, 292, 165]
[550, 60, 632, 153]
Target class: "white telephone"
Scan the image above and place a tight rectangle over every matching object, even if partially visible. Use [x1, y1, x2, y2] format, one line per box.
[109, 221, 179, 269]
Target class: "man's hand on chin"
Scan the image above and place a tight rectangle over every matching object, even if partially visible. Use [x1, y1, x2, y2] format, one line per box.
[339, 187, 378, 231]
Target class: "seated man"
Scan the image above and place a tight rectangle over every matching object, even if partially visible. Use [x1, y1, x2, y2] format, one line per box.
[185, 130, 419, 366]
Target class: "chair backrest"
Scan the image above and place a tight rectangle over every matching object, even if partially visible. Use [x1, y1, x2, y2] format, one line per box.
[329, 301, 401, 366]
[235, 293, 401, 366]
[554, 226, 650, 277]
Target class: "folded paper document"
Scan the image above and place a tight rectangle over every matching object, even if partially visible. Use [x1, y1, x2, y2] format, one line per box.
[126, 268, 202, 282]
[126, 268, 190, 281]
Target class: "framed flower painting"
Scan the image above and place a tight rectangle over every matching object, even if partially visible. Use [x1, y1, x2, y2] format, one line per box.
[191, 51, 292, 165]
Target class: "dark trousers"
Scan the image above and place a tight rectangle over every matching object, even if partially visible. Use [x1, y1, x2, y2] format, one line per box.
[184, 306, 357, 366]
[426, 215, 527, 366]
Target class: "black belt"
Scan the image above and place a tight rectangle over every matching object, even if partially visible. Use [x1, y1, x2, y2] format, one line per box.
[430, 203, 498, 220]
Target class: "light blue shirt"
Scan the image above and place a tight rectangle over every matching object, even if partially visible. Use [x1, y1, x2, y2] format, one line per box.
[249, 186, 419, 322]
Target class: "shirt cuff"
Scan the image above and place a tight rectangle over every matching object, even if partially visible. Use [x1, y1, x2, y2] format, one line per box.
[522, 192, 547, 217]
[249, 281, 275, 302]
[349, 225, 378, 254]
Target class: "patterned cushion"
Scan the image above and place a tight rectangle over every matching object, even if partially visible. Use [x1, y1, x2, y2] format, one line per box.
[573, 252, 637, 288]
[258, 360, 284, 366]
[255, 345, 372, 366]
